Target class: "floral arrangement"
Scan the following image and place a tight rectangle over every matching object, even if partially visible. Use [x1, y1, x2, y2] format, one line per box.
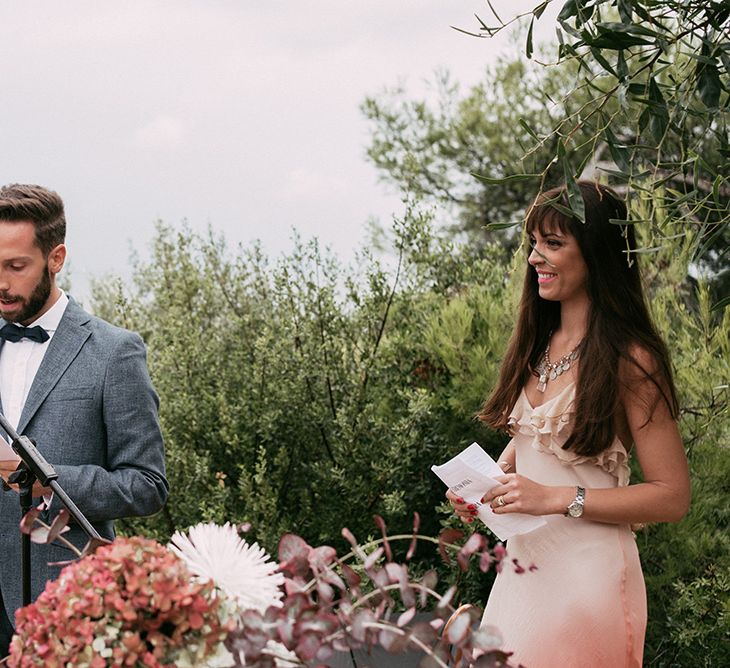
[8, 536, 232, 668]
[9, 512, 518, 667]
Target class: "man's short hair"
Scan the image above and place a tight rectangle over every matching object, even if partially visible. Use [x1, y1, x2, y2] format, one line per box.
[0, 184, 66, 256]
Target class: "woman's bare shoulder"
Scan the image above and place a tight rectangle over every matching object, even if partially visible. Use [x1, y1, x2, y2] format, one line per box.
[619, 342, 675, 422]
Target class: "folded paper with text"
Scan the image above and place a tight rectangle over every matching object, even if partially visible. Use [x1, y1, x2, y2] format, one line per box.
[431, 442, 546, 541]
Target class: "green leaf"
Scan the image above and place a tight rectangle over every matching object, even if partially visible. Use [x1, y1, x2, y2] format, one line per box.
[585, 31, 653, 50]
[534, 1, 549, 20]
[617, 50, 628, 81]
[698, 63, 722, 108]
[617, 0, 633, 23]
[595, 22, 659, 38]
[526, 15, 535, 59]
[485, 221, 520, 231]
[564, 178, 585, 222]
[627, 82, 648, 97]
[558, 0, 579, 22]
[560, 149, 585, 222]
[629, 245, 664, 254]
[518, 118, 540, 141]
[542, 198, 575, 219]
[470, 172, 541, 185]
[708, 5, 730, 31]
[604, 126, 631, 174]
[590, 47, 617, 76]
[712, 175, 723, 207]
[608, 218, 647, 225]
[711, 295, 730, 312]
[647, 78, 669, 142]
[692, 219, 729, 265]
[559, 20, 583, 40]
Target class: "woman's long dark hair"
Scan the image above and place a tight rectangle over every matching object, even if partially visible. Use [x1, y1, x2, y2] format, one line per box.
[479, 181, 678, 457]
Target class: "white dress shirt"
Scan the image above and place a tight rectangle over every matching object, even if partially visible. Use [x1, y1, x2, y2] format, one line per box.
[0, 291, 69, 432]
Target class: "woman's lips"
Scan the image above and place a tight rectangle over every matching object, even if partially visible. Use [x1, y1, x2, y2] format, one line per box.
[537, 271, 557, 284]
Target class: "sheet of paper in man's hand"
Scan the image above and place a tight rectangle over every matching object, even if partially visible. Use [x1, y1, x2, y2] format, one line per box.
[0, 436, 18, 462]
[431, 442, 546, 541]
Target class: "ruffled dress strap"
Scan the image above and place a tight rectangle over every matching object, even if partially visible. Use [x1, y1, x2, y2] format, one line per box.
[507, 383, 631, 487]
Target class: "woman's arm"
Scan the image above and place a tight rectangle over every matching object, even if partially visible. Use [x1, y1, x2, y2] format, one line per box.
[482, 348, 691, 524]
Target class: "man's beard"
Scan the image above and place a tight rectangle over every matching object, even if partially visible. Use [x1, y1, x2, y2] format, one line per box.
[0, 265, 52, 325]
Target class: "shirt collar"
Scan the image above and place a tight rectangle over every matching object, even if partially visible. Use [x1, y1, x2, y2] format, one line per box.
[25, 291, 70, 333]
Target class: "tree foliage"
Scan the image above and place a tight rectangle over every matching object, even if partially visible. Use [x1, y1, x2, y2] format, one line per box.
[90, 211, 507, 556]
[465, 0, 729, 304]
[362, 59, 601, 245]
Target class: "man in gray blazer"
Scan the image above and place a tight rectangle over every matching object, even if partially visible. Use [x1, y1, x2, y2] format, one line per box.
[0, 184, 168, 656]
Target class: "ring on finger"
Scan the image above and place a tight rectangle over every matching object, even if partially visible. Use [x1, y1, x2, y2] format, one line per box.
[496, 495, 506, 507]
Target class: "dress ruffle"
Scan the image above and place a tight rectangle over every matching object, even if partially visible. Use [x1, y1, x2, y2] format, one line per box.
[507, 384, 630, 487]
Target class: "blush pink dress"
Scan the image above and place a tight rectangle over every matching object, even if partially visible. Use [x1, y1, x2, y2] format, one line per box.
[481, 383, 646, 667]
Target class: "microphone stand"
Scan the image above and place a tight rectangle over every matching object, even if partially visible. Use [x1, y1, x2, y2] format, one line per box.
[0, 413, 103, 606]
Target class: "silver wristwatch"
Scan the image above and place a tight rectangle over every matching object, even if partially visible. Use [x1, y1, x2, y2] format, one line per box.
[565, 486, 585, 518]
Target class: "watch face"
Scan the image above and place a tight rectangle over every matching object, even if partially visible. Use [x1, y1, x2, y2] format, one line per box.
[568, 502, 583, 518]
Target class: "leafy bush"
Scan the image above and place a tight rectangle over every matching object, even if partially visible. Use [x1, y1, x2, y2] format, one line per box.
[91, 208, 506, 554]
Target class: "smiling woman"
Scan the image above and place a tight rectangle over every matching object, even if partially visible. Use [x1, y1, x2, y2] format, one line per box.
[447, 181, 690, 667]
[528, 224, 588, 306]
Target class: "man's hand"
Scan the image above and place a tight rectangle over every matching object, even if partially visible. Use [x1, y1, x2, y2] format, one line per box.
[0, 458, 52, 498]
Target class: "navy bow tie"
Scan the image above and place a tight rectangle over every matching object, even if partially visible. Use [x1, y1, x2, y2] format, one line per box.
[0, 323, 50, 343]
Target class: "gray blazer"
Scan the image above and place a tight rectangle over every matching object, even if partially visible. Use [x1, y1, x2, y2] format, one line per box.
[0, 298, 168, 621]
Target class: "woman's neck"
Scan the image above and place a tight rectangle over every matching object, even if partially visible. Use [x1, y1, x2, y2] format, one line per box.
[556, 295, 590, 344]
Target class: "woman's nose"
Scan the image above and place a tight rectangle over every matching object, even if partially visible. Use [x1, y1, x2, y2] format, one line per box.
[528, 246, 542, 265]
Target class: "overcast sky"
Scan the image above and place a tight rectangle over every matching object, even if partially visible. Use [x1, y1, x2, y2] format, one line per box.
[0, 1, 558, 300]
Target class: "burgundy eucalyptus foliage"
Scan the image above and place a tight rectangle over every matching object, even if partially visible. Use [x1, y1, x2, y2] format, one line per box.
[226, 516, 519, 667]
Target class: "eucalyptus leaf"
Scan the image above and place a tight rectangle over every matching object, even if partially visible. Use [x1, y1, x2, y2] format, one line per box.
[589, 47, 617, 76]
[557, 0, 579, 22]
[647, 78, 669, 142]
[485, 221, 521, 231]
[534, 1, 549, 20]
[470, 172, 541, 185]
[545, 201, 576, 219]
[617, 0, 633, 23]
[564, 175, 585, 222]
[518, 118, 540, 141]
[608, 218, 647, 225]
[698, 63, 722, 108]
[604, 126, 631, 173]
[585, 32, 653, 49]
[628, 245, 664, 254]
[712, 175, 723, 207]
[595, 21, 660, 38]
[711, 295, 730, 311]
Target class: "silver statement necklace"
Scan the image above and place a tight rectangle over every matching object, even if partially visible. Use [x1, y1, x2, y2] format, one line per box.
[535, 336, 582, 393]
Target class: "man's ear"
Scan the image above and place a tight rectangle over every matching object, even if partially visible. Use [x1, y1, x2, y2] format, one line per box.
[47, 244, 67, 275]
